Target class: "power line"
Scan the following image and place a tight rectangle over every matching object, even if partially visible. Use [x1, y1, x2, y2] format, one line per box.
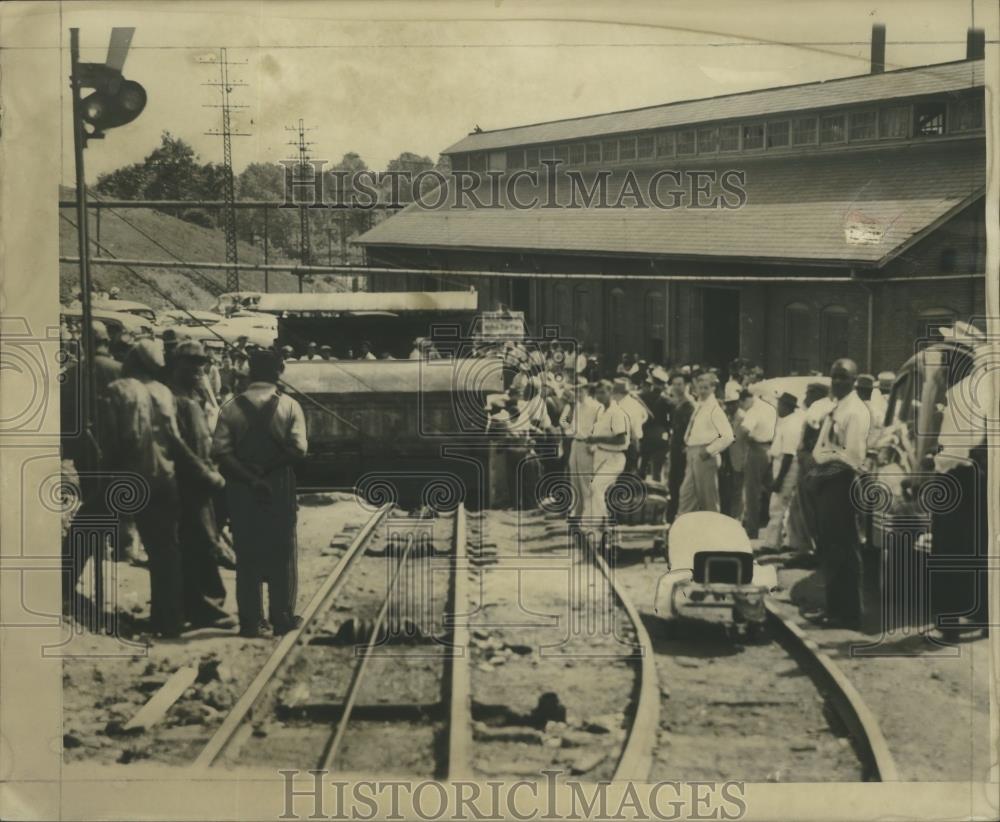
[286, 118, 316, 273]
[204, 47, 251, 293]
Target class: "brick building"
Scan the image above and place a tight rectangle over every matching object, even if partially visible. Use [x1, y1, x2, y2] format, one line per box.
[358, 29, 987, 376]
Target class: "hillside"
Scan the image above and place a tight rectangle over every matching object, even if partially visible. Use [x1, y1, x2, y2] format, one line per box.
[59, 188, 350, 309]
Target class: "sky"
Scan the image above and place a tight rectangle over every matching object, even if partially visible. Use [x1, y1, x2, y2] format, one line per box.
[54, 0, 997, 185]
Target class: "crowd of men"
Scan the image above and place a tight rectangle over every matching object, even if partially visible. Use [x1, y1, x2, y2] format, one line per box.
[61, 321, 307, 640]
[485, 344, 901, 630]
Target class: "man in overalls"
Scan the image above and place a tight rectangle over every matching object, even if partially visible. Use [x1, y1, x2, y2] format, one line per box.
[212, 350, 308, 637]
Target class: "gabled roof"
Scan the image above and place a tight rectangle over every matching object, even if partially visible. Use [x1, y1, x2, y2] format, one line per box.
[444, 59, 984, 154]
[358, 142, 985, 267]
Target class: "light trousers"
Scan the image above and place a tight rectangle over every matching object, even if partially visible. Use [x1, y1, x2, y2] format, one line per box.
[589, 450, 626, 522]
[568, 440, 594, 518]
[677, 445, 720, 514]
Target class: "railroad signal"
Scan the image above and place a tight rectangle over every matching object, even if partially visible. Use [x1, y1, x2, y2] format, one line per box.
[74, 28, 146, 143]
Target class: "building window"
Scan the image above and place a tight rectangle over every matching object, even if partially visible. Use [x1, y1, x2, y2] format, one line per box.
[675, 129, 696, 155]
[469, 152, 487, 172]
[574, 286, 591, 341]
[602, 139, 619, 162]
[569, 143, 586, 166]
[488, 151, 506, 172]
[505, 149, 525, 169]
[636, 134, 654, 159]
[525, 147, 540, 167]
[849, 110, 877, 142]
[819, 305, 849, 370]
[766, 120, 790, 148]
[915, 307, 956, 341]
[697, 126, 719, 154]
[879, 105, 910, 139]
[914, 102, 946, 136]
[540, 146, 556, 161]
[655, 131, 675, 157]
[820, 113, 846, 143]
[791, 116, 818, 145]
[742, 123, 764, 150]
[555, 284, 572, 335]
[719, 124, 740, 151]
[608, 288, 626, 357]
[785, 303, 812, 375]
[554, 144, 569, 164]
[619, 137, 637, 161]
[644, 290, 665, 362]
[451, 154, 470, 171]
[952, 97, 984, 132]
[585, 142, 602, 164]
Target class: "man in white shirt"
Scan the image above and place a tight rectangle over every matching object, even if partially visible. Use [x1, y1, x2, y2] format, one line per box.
[760, 392, 805, 552]
[584, 380, 629, 525]
[737, 388, 777, 538]
[801, 358, 870, 629]
[614, 380, 648, 475]
[560, 380, 602, 519]
[678, 373, 734, 515]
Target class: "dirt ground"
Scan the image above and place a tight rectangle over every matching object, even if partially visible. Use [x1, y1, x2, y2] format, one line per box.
[61, 493, 374, 767]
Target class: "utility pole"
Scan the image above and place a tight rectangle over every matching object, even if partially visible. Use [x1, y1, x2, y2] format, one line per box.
[204, 48, 250, 294]
[286, 118, 316, 285]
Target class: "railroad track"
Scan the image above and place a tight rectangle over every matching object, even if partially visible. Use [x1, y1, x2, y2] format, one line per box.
[186, 503, 660, 781]
[612, 545, 898, 783]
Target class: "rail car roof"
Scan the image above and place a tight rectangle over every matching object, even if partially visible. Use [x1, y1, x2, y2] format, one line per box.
[282, 357, 503, 394]
[255, 291, 478, 316]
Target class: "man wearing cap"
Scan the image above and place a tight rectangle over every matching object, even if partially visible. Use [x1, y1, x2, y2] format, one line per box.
[639, 367, 671, 482]
[303, 341, 321, 361]
[614, 379, 648, 476]
[281, 345, 297, 362]
[665, 372, 694, 523]
[212, 350, 308, 637]
[98, 340, 197, 637]
[737, 388, 777, 538]
[877, 371, 895, 397]
[560, 379, 601, 520]
[678, 372, 734, 515]
[170, 341, 235, 630]
[585, 380, 629, 526]
[760, 392, 805, 553]
[720, 381, 748, 519]
[319, 345, 336, 361]
[801, 358, 870, 628]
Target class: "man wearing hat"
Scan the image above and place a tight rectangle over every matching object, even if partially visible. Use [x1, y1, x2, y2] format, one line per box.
[99, 340, 190, 637]
[319, 344, 336, 361]
[559, 379, 601, 520]
[171, 341, 235, 629]
[281, 345, 297, 362]
[212, 349, 308, 637]
[737, 387, 777, 538]
[639, 366, 671, 482]
[303, 341, 321, 361]
[760, 392, 805, 553]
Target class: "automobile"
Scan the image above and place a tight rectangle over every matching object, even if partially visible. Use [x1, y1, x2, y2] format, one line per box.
[653, 512, 778, 640]
[748, 375, 831, 408]
[92, 298, 159, 326]
[157, 308, 227, 328]
[61, 306, 155, 339]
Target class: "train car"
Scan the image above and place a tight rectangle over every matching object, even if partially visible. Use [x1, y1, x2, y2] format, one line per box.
[653, 512, 778, 639]
[255, 290, 485, 358]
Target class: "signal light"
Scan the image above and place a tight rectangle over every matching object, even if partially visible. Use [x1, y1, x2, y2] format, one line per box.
[80, 79, 147, 136]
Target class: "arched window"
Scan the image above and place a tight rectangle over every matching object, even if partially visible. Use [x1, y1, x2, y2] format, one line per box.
[645, 289, 665, 362]
[784, 303, 811, 374]
[554, 284, 572, 337]
[608, 288, 626, 359]
[574, 285, 591, 345]
[819, 305, 849, 371]
[916, 306, 956, 342]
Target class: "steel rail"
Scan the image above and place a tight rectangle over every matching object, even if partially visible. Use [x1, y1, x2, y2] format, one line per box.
[589, 537, 661, 783]
[191, 503, 391, 769]
[765, 602, 899, 782]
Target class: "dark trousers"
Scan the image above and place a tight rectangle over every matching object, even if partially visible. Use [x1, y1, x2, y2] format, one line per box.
[666, 452, 686, 523]
[930, 458, 989, 628]
[506, 446, 541, 510]
[624, 441, 640, 475]
[135, 487, 185, 636]
[804, 464, 863, 624]
[178, 497, 228, 624]
[742, 442, 770, 537]
[640, 445, 667, 483]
